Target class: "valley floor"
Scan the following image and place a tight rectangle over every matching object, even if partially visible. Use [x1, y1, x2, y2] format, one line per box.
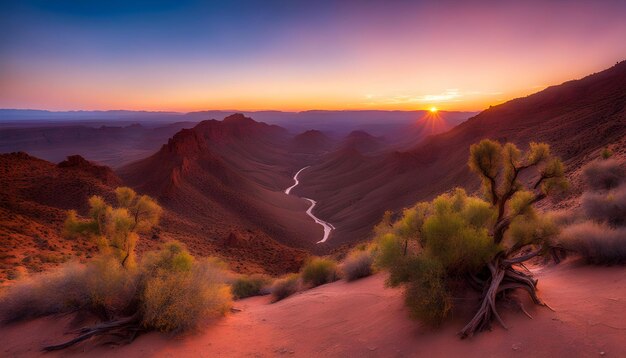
[1, 262, 625, 357]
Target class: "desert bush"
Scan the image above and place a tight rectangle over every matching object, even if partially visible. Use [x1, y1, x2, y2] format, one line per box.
[403, 255, 451, 326]
[0, 241, 233, 350]
[553, 158, 626, 265]
[230, 274, 272, 299]
[0, 263, 86, 323]
[300, 257, 339, 287]
[373, 140, 566, 336]
[271, 273, 300, 302]
[582, 158, 624, 191]
[141, 256, 232, 332]
[1, 190, 236, 350]
[0, 257, 134, 323]
[139, 241, 232, 332]
[373, 232, 405, 269]
[581, 183, 626, 226]
[340, 249, 374, 281]
[558, 222, 626, 264]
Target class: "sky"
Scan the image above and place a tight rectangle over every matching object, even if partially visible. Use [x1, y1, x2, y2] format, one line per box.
[1, 0, 625, 112]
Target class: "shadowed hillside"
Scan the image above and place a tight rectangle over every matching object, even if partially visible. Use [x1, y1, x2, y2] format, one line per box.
[0, 153, 121, 282]
[298, 61, 626, 246]
[117, 114, 323, 272]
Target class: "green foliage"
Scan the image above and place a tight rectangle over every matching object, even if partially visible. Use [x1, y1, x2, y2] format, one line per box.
[469, 140, 502, 181]
[271, 273, 300, 302]
[403, 255, 451, 326]
[539, 158, 568, 194]
[371, 139, 566, 327]
[421, 190, 498, 275]
[507, 214, 559, 249]
[601, 147, 613, 159]
[64, 187, 162, 268]
[373, 233, 405, 269]
[469, 139, 566, 201]
[300, 257, 339, 287]
[230, 274, 272, 299]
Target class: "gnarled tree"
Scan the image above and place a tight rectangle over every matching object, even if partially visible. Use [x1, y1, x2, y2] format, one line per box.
[374, 140, 566, 338]
[461, 140, 566, 336]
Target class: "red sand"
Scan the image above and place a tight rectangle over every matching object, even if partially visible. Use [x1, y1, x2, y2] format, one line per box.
[1, 262, 624, 357]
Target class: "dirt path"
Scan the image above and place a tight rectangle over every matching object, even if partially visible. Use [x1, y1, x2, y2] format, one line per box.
[1, 262, 625, 357]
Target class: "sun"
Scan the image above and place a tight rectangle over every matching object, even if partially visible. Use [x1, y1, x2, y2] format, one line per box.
[430, 106, 438, 113]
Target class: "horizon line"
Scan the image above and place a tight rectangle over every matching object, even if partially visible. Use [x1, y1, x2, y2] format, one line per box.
[0, 107, 483, 114]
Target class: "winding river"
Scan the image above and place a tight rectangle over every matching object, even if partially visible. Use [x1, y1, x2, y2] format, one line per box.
[284, 166, 335, 243]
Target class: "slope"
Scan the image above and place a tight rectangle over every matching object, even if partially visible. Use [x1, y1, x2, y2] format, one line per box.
[298, 61, 626, 247]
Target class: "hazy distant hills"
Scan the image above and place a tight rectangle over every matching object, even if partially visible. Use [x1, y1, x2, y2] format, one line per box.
[0, 110, 476, 167]
[0, 109, 477, 135]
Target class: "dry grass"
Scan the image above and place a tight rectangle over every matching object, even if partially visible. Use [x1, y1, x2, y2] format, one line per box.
[558, 222, 626, 265]
[141, 258, 232, 332]
[582, 159, 624, 191]
[0, 256, 134, 323]
[270, 273, 300, 302]
[0, 241, 233, 334]
[340, 250, 374, 281]
[581, 183, 626, 226]
[300, 257, 339, 287]
[230, 274, 272, 300]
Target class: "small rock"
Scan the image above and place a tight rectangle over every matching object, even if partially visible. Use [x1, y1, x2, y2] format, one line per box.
[599, 352, 606, 356]
[512, 343, 522, 351]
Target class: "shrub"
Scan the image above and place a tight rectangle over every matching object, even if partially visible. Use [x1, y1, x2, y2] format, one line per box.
[300, 257, 339, 287]
[420, 190, 497, 275]
[271, 273, 300, 302]
[581, 183, 626, 226]
[230, 274, 272, 299]
[64, 187, 162, 269]
[582, 159, 624, 191]
[372, 140, 567, 336]
[0, 257, 134, 323]
[373, 232, 404, 269]
[558, 222, 626, 264]
[141, 257, 232, 332]
[340, 250, 374, 281]
[403, 255, 451, 326]
[0, 263, 86, 323]
[0, 241, 233, 346]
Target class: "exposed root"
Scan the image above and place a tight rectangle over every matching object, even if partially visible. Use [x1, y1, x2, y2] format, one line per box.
[43, 314, 141, 351]
[459, 258, 550, 339]
[459, 263, 507, 338]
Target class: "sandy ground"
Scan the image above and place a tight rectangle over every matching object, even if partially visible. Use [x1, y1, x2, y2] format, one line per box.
[1, 262, 625, 357]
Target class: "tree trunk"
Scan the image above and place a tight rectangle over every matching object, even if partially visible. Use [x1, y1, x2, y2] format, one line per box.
[459, 258, 548, 338]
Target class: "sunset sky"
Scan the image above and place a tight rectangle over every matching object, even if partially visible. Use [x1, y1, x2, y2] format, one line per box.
[1, 0, 625, 112]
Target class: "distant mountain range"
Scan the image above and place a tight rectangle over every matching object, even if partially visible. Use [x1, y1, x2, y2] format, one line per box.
[0, 109, 477, 135]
